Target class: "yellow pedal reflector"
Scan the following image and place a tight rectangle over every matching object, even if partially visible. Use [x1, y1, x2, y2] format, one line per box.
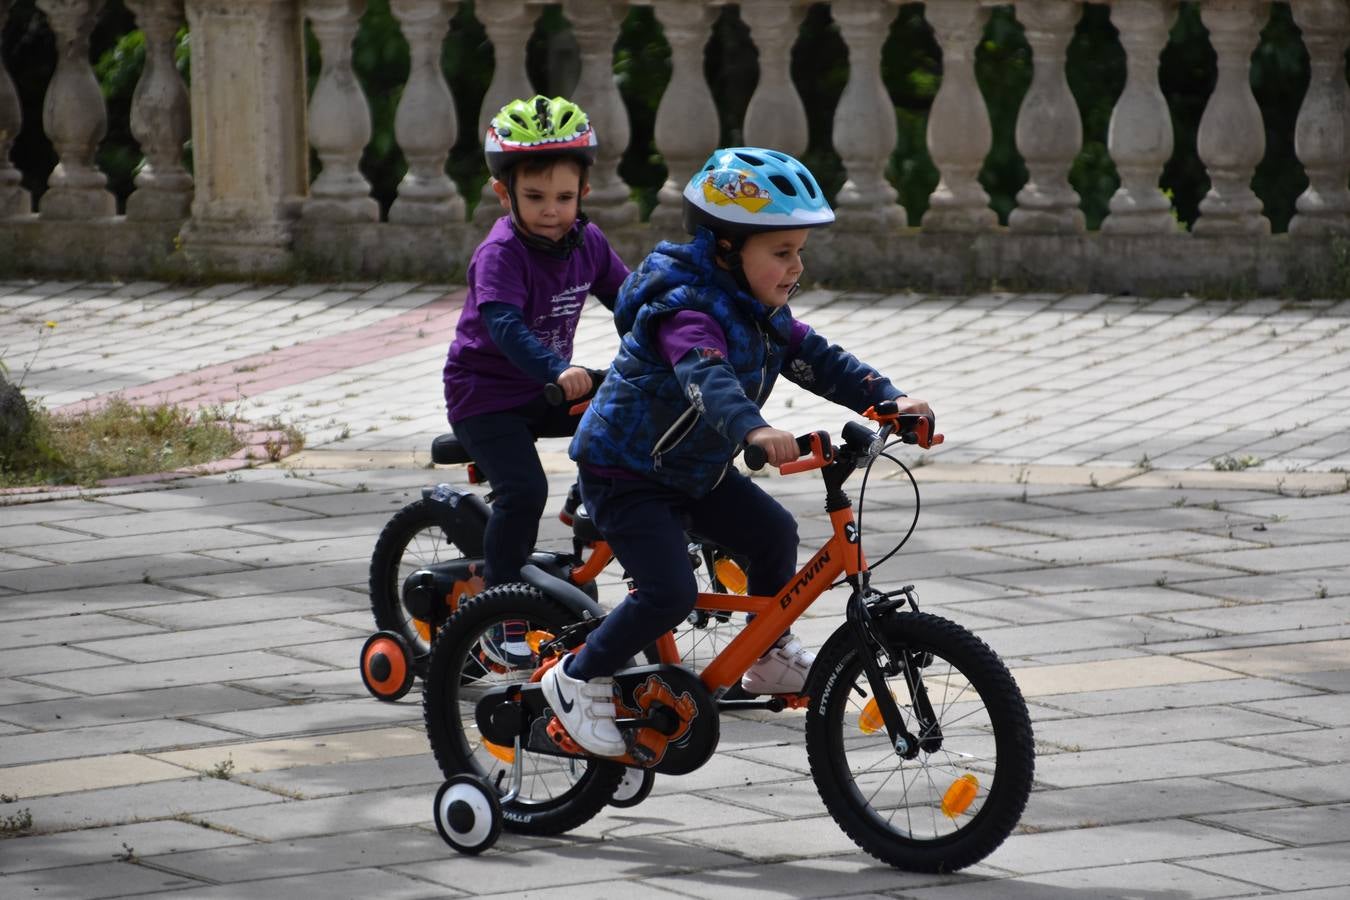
[484, 740, 515, 764]
[942, 774, 979, 818]
[525, 630, 555, 653]
[713, 557, 748, 594]
[414, 619, 432, 641]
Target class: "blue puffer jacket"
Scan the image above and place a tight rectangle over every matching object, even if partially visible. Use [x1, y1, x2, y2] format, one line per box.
[570, 229, 902, 497]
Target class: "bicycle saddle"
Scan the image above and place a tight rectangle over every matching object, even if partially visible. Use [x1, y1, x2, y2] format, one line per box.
[431, 434, 473, 465]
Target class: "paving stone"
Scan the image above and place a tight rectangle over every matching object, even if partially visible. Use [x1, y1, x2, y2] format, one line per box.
[191, 695, 421, 737]
[1241, 693, 1350, 727]
[1198, 802, 1350, 846]
[113, 589, 365, 630]
[1181, 639, 1350, 678]
[53, 502, 324, 538]
[990, 818, 1280, 875]
[12, 777, 282, 833]
[1230, 725, 1350, 765]
[144, 825, 450, 884]
[878, 862, 1254, 899]
[1019, 776, 1287, 831]
[1162, 595, 1350, 634]
[73, 618, 359, 663]
[191, 784, 432, 841]
[1034, 704, 1313, 751]
[1011, 654, 1240, 698]
[0, 553, 247, 594]
[158, 559, 368, 598]
[0, 683, 281, 731]
[1218, 762, 1350, 804]
[0, 819, 253, 874]
[0, 612, 166, 650]
[1182, 842, 1350, 892]
[394, 835, 746, 893]
[0, 859, 208, 898]
[234, 752, 442, 799]
[1032, 740, 1299, 789]
[27, 651, 332, 695]
[1037, 676, 1316, 716]
[968, 557, 1238, 594]
[0, 644, 125, 679]
[0, 583, 203, 623]
[0, 753, 196, 799]
[646, 853, 954, 898]
[0, 719, 243, 767]
[151, 726, 428, 777]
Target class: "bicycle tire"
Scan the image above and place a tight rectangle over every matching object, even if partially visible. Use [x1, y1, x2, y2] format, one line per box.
[805, 611, 1034, 872]
[369, 498, 465, 673]
[422, 583, 623, 836]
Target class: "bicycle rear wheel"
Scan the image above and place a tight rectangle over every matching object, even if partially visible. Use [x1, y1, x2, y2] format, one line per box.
[422, 584, 622, 836]
[805, 611, 1034, 872]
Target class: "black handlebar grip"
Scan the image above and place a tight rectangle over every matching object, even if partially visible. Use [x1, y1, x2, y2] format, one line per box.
[543, 383, 565, 406]
[743, 443, 768, 471]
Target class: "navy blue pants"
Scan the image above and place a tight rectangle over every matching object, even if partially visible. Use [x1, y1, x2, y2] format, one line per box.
[568, 467, 799, 681]
[451, 395, 580, 586]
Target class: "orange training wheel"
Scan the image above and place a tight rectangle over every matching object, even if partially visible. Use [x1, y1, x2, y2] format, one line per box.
[360, 630, 415, 702]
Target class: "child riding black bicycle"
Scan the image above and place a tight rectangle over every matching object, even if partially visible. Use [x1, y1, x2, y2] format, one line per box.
[543, 147, 934, 756]
[442, 96, 629, 664]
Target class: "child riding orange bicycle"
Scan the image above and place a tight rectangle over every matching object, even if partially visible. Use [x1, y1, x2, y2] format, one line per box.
[544, 147, 933, 756]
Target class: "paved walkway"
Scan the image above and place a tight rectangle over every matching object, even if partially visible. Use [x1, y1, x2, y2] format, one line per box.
[2, 280, 1348, 898]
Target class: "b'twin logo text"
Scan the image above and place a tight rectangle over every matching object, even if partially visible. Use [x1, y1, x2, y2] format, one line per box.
[780, 550, 830, 609]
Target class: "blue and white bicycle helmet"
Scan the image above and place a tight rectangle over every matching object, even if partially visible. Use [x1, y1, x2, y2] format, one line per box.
[682, 147, 834, 238]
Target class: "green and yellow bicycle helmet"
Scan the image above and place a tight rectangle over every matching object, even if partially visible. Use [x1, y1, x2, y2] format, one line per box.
[484, 95, 599, 180]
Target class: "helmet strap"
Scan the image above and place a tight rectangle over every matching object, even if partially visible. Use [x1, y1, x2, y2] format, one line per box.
[715, 235, 754, 296]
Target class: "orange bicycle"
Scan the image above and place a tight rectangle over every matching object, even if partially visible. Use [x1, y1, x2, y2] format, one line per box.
[422, 403, 1034, 871]
[361, 373, 749, 703]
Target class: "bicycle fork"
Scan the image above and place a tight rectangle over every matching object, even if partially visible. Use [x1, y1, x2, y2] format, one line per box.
[845, 585, 943, 759]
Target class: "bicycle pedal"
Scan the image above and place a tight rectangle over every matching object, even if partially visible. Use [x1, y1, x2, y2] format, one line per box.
[545, 716, 585, 755]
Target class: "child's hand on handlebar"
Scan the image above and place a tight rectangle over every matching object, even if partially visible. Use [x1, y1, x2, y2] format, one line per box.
[557, 366, 594, 402]
[893, 396, 932, 418]
[745, 426, 800, 466]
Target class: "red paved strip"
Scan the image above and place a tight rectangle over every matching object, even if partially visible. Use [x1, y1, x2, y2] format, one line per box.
[56, 289, 467, 415]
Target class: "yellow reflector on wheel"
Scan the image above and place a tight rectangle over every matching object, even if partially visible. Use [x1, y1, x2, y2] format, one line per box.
[525, 630, 554, 653]
[484, 740, 515, 764]
[858, 696, 884, 734]
[415, 619, 432, 641]
[713, 558, 748, 594]
[942, 774, 979, 818]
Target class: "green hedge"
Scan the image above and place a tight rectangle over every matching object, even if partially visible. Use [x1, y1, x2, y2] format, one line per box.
[0, 0, 1317, 231]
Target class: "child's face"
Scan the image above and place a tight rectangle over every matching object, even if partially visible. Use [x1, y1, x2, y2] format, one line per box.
[495, 161, 588, 242]
[736, 229, 810, 308]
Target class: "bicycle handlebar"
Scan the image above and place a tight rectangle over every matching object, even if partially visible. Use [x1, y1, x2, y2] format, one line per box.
[542, 368, 607, 409]
[743, 406, 943, 473]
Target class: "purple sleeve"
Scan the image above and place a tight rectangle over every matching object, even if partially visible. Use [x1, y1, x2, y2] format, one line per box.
[655, 310, 729, 367]
[787, 317, 810, 355]
[471, 241, 527, 310]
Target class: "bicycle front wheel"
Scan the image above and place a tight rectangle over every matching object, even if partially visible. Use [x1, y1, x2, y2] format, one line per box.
[805, 611, 1034, 872]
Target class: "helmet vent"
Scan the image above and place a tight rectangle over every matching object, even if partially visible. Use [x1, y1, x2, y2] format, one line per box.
[735, 152, 765, 167]
[769, 174, 798, 197]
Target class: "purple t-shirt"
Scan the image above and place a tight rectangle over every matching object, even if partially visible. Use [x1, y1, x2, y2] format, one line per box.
[443, 217, 629, 422]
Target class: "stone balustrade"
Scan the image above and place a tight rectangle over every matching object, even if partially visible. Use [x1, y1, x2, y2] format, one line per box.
[0, 0, 1345, 293]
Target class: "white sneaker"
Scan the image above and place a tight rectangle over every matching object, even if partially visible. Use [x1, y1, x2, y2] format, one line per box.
[541, 654, 626, 757]
[742, 636, 815, 695]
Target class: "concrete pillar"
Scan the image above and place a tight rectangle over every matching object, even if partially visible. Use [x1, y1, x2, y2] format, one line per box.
[1194, 0, 1271, 235]
[36, 0, 116, 220]
[1288, 0, 1350, 236]
[832, 0, 904, 228]
[740, 0, 808, 157]
[0, 0, 28, 216]
[125, 0, 193, 221]
[649, 0, 719, 232]
[473, 0, 541, 226]
[179, 0, 309, 272]
[1009, 0, 1085, 233]
[1102, 0, 1179, 234]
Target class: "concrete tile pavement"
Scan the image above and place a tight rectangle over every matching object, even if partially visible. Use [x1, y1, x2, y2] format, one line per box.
[2, 280, 1350, 897]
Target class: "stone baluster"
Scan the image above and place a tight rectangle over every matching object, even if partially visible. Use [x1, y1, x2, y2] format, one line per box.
[124, 0, 192, 221]
[740, 0, 808, 156]
[1194, 0, 1270, 235]
[922, 0, 996, 231]
[1102, 0, 1178, 234]
[649, 0, 720, 232]
[36, 0, 115, 220]
[0, 0, 28, 216]
[832, 0, 904, 227]
[1009, 0, 1085, 232]
[389, 0, 464, 224]
[564, 0, 639, 228]
[473, 0, 542, 226]
[303, 0, 378, 222]
[180, 0, 309, 272]
[1288, 0, 1350, 236]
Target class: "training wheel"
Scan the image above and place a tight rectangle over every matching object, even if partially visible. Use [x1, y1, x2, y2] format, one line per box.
[359, 630, 415, 702]
[609, 766, 655, 808]
[433, 774, 501, 855]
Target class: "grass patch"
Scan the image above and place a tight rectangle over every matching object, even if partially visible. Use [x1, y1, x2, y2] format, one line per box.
[1, 396, 247, 488]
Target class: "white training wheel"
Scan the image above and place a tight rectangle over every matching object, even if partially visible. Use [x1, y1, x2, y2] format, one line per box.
[433, 774, 501, 855]
[608, 766, 655, 808]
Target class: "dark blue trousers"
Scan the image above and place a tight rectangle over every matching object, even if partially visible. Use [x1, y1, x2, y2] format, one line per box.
[451, 395, 580, 586]
[568, 467, 799, 681]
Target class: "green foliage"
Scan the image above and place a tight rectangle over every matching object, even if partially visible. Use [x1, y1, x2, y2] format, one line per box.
[0, 0, 1317, 231]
